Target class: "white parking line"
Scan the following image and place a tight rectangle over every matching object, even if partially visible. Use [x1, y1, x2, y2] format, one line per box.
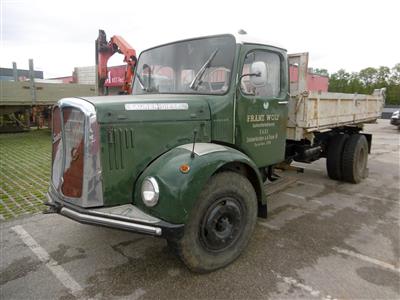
[333, 247, 400, 273]
[273, 271, 336, 300]
[298, 181, 326, 189]
[282, 192, 306, 200]
[298, 181, 398, 204]
[12, 225, 83, 296]
[257, 221, 280, 230]
[356, 193, 399, 204]
[282, 192, 324, 205]
[130, 288, 146, 300]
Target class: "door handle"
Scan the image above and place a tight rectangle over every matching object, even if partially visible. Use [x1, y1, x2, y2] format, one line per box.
[278, 101, 288, 105]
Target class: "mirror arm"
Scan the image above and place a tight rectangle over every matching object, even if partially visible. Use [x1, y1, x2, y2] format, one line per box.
[238, 72, 261, 94]
[238, 72, 261, 82]
[237, 72, 261, 96]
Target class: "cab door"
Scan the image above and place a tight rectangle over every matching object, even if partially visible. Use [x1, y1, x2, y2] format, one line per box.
[235, 46, 288, 167]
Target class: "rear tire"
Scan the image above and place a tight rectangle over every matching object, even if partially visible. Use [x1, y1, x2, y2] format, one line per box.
[342, 134, 369, 183]
[326, 134, 349, 180]
[171, 171, 257, 273]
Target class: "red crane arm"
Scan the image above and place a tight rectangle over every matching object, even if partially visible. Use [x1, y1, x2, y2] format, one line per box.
[96, 30, 137, 95]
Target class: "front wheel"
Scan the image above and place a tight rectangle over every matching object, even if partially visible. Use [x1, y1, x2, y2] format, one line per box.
[170, 171, 257, 273]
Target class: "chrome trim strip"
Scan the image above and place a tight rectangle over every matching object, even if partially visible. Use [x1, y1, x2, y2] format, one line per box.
[177, 143, 228, 156]
[51, 106, 63, 191]
[278, 101, 288, 104]
[60, 207, 162, 236]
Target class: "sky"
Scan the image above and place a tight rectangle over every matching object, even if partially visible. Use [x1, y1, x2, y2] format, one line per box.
[1, 0, 399, 78]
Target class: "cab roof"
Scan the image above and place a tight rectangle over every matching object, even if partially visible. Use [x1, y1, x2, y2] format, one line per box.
[142, 31, 287, 53]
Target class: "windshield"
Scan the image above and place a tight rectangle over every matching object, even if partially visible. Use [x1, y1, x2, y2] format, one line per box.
[133, 35, 236, 95]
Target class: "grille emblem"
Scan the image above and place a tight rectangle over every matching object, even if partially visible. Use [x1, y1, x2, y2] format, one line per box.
[71, 147, 80, 161]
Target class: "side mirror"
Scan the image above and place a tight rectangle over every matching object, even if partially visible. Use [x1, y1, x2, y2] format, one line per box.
[249, 61, 267, 87]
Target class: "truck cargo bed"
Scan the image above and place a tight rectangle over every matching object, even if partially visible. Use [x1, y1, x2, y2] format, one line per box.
[287, 53, 385, 141]
[287, 89, 385, 140]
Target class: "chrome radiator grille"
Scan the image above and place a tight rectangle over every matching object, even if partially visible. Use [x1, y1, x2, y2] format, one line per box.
[50, 98, 103, 207]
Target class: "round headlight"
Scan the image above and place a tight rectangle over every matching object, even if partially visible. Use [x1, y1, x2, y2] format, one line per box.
[141, 177, 159, 207]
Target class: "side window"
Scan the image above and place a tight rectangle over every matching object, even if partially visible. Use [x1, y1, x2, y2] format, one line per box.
[241, 51, 281, 98]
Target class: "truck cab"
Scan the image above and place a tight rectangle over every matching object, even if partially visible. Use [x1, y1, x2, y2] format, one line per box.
[130, 33, 289, 168]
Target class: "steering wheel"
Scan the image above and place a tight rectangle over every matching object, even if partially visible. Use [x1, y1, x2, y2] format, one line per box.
[203, 68, 231, 93]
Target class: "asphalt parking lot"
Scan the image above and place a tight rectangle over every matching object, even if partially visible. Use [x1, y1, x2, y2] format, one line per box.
[1, 119, 399, 300]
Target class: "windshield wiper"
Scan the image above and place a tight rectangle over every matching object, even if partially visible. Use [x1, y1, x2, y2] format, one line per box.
[135, 73, 146, 91]
[189, 48, 219, 90]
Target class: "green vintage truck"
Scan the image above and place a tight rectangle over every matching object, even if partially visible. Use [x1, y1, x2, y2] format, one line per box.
[46, 32, 385, 272]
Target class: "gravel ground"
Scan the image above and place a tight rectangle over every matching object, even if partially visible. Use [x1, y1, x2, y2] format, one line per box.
[0, 129, 51, 220]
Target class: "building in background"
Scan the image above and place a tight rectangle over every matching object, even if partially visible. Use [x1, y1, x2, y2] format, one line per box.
[72, 66, 96, 84]
[50, 65, 126, 94]
[46, 75, 74, 83]
[289, 66, 329, 93]
[0, 67, 43, 82]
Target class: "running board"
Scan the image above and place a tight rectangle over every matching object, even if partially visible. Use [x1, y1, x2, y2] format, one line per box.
[263, 176, 298, 196]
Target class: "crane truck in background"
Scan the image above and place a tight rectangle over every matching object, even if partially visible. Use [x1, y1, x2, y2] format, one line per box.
[95, 29, 137, 95]
[46, 32, 385, 273]
[0, 29, 135, 132]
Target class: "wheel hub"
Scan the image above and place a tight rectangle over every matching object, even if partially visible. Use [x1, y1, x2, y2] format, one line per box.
[200, 198, 243, 252]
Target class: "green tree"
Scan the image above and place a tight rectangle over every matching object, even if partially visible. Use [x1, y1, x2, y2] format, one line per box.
[390, 63, 400, 84]
[327, 64, 399, 105]
[376, 66, 390, 85]
[347, 72, 364, 94]
[328, 69, 350, 92]
[358, 67, 378, 86]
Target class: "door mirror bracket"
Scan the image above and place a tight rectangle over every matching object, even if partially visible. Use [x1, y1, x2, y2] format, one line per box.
[238, 72, 260, 96]
[238, 61, 268, 95]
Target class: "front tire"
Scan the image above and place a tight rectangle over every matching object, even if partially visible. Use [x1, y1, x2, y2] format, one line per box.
[171, 171, 257, 273]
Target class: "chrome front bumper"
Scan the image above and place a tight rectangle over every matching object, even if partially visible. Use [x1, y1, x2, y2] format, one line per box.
[60, 206, 162, 236]
[45, 191, 184, 240]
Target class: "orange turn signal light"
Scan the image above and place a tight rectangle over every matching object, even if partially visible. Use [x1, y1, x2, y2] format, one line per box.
[179, 164, 190, 173]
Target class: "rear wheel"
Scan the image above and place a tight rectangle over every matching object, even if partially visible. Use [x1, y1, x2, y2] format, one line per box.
[170, 171, 257, 273]
[326, 134, 349, 180]
[342, 134, 369, 183]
